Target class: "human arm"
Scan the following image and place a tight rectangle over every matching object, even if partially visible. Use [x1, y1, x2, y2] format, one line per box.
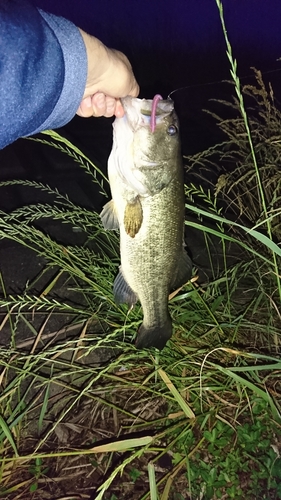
[0, 1, 139, 149]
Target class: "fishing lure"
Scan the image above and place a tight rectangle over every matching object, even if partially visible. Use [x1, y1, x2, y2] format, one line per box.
[150, 94, 163, 132]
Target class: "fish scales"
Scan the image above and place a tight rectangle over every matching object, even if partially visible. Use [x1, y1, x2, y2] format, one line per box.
[100, 96, 192, 349]
[121, 179, 184, 324]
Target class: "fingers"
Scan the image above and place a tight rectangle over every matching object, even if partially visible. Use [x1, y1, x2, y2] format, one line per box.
[75, 31, 140, 119]
[76, 93, 126, 118]
[115, 100, 126, 117]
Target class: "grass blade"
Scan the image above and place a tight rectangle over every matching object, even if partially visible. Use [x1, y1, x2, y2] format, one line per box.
[158, 369, 195, 419]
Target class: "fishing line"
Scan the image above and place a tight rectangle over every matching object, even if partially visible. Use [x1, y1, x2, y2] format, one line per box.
[168, 66, 281, 99]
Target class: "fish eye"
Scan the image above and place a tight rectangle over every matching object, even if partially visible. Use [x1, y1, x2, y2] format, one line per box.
[167, 124, 178, 136]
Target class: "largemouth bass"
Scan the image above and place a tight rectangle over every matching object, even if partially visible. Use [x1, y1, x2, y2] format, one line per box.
[101, 95, 192, 349]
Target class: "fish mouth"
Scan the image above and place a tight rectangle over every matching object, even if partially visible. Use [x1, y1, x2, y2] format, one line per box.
[120, 96, 175, 134]
[121, 96, 174, 117]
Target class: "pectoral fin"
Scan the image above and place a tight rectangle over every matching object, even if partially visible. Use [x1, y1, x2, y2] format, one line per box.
[124, 197, 143, 238]
[171, 249, 192, 289]
[100, 200, 119, 230]
[113, 267, 138, 307]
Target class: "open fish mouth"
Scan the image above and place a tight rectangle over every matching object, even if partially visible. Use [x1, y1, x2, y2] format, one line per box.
[120, 95, 174, 132]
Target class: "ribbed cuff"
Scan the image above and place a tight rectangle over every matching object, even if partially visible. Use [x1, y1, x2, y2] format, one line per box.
[30, 9, 87, 134]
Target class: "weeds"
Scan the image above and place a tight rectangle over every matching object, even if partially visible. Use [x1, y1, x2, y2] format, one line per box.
[0, 0, 281, 498]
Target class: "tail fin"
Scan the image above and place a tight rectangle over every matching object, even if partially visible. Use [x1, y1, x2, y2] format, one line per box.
[135, 317, 172, 350]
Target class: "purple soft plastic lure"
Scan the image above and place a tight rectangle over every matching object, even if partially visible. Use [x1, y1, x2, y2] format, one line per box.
[150, 94, 163, 132]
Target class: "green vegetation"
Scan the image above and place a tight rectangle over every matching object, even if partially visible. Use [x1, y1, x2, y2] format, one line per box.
[0, 0, 280, 498]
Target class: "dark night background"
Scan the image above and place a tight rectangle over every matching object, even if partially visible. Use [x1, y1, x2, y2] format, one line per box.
[1, 0, 281, 211]
[32, 0, 281, 102]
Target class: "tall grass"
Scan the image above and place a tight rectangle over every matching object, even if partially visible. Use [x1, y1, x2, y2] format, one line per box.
[0, 1, 281, 498]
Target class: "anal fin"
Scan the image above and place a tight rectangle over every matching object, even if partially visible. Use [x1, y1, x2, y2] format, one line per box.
[113, 267, 138, 307]
[171, 248, 192, 289]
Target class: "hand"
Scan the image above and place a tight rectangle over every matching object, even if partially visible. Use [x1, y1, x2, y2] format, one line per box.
[76, 30, 139, 118]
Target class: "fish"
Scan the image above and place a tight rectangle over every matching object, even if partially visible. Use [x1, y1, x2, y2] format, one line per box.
[100, 94, 192, 349]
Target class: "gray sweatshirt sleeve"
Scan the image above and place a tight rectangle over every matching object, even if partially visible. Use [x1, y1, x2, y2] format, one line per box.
[0, 2, 87, 149]
[31, 10, 87, 135]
